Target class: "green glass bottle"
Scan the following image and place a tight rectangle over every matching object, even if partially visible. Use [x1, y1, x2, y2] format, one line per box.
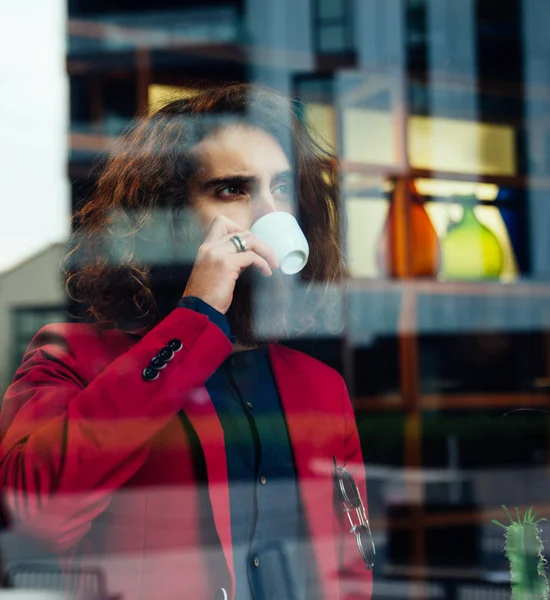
[441, 198, 504, 280]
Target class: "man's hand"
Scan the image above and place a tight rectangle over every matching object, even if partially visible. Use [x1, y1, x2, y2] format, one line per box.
[182, 215, 279, 314]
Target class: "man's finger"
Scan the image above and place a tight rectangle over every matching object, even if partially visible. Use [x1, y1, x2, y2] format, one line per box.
[203, 215, 242, 242]
[221, 232, 279, 271]
[234, 251, 273, 277]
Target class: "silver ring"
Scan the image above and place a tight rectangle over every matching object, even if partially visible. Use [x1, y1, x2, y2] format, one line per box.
[230, 234, 248, 253]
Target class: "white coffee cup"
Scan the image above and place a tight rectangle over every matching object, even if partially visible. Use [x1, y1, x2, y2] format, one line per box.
[250, 212, 309, 275]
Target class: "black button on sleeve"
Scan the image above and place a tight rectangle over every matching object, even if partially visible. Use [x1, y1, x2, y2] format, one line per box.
[150, 356, 166, 370]
[157, 347, 174, 362]
[142, 366, 159, 381]
[167, 339, 183, 352]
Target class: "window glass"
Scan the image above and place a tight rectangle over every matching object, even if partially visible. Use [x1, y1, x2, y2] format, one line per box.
[2, 1, 550, 599]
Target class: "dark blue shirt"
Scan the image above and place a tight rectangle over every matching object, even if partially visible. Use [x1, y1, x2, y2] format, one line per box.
[178, 298, 313, 600]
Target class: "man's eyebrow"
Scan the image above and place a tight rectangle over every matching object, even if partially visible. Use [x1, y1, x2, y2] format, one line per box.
[201, 170, 293, 191]
[202, 175, 258, 190]
[272, 169, 293, 181]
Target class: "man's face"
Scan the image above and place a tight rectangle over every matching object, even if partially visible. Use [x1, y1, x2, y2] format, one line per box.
[187, 125, 294, 230]
[186, 125, 295, 345]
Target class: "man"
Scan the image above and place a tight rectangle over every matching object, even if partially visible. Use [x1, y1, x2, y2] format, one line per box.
[0, 84, 373, 600]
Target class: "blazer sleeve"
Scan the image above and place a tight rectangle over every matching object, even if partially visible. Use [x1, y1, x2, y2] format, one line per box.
[337, 375, 373, 600]
[0, 307, 233, 552]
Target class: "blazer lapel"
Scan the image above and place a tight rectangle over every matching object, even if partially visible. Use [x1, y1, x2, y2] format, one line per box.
[178, 344, 340, 599]
[268, 344, 339, 599]
[181, 389, 235, 595]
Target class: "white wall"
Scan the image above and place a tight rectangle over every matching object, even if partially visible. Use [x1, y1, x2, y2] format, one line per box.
[0, 243, 66, 395]
[0, 0, 69, 273]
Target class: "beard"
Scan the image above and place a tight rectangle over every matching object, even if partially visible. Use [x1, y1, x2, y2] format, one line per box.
[223, 267, 293, 347]
[149, 262, 293, 346]
[225, 268, 256, 346]
[226, 269, 298, 346]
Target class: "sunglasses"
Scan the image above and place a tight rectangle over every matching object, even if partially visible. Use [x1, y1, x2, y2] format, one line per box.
[334, 459, 375, 570]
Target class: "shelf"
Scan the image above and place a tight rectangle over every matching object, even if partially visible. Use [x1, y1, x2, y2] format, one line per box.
[68, 17, 243, 56]
[372, 502, 550, 532]
[421, 392, 550, 411]
[348, 278, 550, 338]
[340, 160, 550, 191]
[70, 132, 116, 154]
[350, 278, 550, 298]
[353, 395, 405, 411]
[383, 564, 507, 583]
[354, 393, 550, 412]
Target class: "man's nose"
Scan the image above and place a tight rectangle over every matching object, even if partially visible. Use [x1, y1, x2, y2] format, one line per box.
[253, 190, 278, 221]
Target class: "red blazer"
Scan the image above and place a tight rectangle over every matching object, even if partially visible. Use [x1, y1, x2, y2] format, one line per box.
[0, 307, 372, 600]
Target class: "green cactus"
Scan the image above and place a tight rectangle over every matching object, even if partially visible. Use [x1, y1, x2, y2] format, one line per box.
[492, 506, 549, 600]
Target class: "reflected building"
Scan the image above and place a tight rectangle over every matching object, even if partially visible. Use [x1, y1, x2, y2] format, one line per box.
[0, 244, 66, 397]
[65, 0, 550, 598]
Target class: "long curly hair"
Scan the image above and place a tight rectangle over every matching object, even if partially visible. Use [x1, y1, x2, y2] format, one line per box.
[66, 83, 347, 335]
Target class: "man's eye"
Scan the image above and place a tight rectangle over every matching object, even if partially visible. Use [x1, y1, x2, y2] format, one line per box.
[218, 185, 244, 198]
[273, 183, 292, 196]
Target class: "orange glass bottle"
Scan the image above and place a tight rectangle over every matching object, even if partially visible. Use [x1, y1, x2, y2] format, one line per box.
[377, 177, 440, 278]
